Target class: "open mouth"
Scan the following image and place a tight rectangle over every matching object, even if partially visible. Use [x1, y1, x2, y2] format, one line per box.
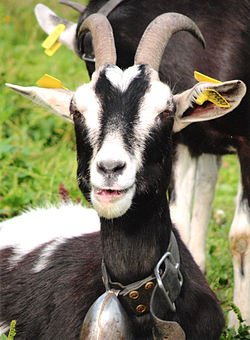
[95, 188, 128, 201]
[96, 188, 126, 196]
[93, 186, 133, 203]
[91, 185, 136, 218]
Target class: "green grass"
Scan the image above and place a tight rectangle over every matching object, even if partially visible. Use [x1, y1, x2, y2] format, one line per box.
[207, 157, 240, 304]
[0, 1, 248, 338]
[0, 0, 89, 218]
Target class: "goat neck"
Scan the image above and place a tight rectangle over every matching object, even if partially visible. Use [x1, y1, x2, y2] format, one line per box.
[100, 191, 172, 285]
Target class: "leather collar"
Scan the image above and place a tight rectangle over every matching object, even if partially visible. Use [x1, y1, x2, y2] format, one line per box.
[102, 231, 183, 318]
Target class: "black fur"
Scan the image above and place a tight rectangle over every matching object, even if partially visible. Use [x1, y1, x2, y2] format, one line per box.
[95, 65, 150, 151]
[0, 233, 104, 339]
[0, 228, 224, 339]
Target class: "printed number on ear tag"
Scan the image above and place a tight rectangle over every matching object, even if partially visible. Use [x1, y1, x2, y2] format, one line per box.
[36, 74, 68, 89]
[195, 89, 230, 108]
[41, 24, 66, 56]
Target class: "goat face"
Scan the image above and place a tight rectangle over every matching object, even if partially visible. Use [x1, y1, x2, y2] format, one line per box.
[71, 64, 175, 218]
[6, 13, 246, 219]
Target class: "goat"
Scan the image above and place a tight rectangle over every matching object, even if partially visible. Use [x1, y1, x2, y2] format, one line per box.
[34, 0, 250, 326]
[1, 12, 246, 339]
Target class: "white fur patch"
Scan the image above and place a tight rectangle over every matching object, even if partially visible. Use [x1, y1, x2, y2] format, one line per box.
[138, 81, 172, 127]
[134, 70, 173, 164]
[170, 146, 220, 272]
[32, 239, 64, 273]
[0, 203, 100, 267]
[229, 182, 250, 327]
[90, 132, 137, 189]
[90, 132, 137, 219]
[231, 183, 250, 234]
[91, 186, 136, 219]
[170, 144, 197, 244]
[105, 65, 141, 92]
[74, 81, 101, 148]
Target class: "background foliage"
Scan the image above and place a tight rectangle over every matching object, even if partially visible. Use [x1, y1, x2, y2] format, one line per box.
[0, 0, 88, 218]
[0, 0, 248, 337]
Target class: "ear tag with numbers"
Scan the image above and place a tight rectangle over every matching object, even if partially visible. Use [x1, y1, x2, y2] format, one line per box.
[41, 24, 66, 56]
[195, 88, 230, 108]
[194, 71, 231, 108]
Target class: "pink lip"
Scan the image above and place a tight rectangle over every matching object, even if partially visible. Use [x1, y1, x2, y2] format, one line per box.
[95, 188, 126, 203]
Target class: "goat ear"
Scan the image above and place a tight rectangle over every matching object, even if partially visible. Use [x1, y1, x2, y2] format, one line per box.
[6, 83, 74, 122]
[34, 4, 77, 52]
[173, 80, 246, 132]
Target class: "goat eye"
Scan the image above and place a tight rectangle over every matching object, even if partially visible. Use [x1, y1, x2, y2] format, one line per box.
[71, 109, 83, 120]
[159, 109, 175, 120]
[161, 100, 176, 119]
[164, 109, 174, 116]
[70, 100, 83, 120]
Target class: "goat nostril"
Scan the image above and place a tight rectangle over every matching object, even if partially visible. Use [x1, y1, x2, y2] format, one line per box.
[97, 161, 106, 173]
[114, 162, 126, 172]
[97, 160, 126, 174]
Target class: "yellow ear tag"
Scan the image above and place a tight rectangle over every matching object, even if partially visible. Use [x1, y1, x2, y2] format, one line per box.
[194, 71, 222, 84]
[41, 24, 66, 56]
[194, 71, 231, 108]
[36, 74, 68, 90]
[44, 41, 62, 57]
[195, 89, 230, 108]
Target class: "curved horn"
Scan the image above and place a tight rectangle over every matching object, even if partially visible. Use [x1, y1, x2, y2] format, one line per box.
[135, 13, 205, 71]
[59, 0, 86, 13]
[77, 13, 117, 69]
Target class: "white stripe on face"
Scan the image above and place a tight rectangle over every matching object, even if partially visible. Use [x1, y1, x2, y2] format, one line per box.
[73, 80, 102, 150]
[136, 70, 173, 140]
